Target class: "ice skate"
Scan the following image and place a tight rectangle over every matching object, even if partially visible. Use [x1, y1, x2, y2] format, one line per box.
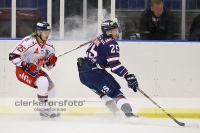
[125, 112, 139, 124]
[121, 104, 139, 124]
[51, 110, 61, 118]
[39, 108, 57, 120]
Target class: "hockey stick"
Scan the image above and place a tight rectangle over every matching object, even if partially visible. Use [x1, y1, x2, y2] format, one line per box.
[36, 38, 95, 67]
[137, 87, 199, 128]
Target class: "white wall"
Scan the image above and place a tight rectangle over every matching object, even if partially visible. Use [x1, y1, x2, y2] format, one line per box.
[1, 40, 200, 99]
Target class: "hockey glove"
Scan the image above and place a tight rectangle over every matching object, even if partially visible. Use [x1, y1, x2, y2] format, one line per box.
[124, 74, 138, 92]
[46, 54, 57, 67]
[21, 61, 37, 72]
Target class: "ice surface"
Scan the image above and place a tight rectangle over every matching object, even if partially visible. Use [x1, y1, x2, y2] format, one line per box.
[0, 115, 199, 133]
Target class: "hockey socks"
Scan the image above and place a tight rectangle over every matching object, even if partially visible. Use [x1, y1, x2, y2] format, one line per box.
[101, 95, 120, 116]
[115, 95, 137, 118]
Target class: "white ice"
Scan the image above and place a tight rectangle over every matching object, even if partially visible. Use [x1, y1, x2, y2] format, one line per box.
[0, 115, 199, 133]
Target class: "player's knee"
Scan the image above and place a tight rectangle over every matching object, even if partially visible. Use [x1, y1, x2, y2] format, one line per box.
[104, 89, 123, 99]
[35, 76, 49, 95]
[48, 86, 56, 98]
[97, 75, 121, 97]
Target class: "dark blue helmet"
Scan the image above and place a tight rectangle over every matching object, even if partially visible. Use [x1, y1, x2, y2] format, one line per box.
[101, 20, 119, 34]
[34, 21, 51, 32]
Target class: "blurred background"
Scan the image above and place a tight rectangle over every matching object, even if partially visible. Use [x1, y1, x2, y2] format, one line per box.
[0, 0, 199, 40]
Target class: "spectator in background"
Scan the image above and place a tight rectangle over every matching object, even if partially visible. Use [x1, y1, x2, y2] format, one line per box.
[139, 0, 174, 40]
[188, 14, 200, 41]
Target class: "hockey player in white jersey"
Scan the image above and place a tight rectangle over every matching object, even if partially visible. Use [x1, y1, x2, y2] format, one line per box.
[9, 21, 59, 119]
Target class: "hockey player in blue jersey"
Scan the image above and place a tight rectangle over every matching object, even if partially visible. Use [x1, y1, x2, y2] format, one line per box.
[77, 20, 139, 120]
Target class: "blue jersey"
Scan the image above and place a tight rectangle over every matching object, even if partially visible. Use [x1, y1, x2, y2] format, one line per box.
[84, 34, 128, 77]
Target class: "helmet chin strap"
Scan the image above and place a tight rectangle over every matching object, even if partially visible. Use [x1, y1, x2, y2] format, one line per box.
[108, 30, 112, 35]
[106, 30, 114, 39]
[36, 31, 46, 43]
[106, 30, 112, 36]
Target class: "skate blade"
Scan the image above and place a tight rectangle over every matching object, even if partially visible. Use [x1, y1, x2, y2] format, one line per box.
[41, 116, 56, 121]
[56, 113, 61, 118]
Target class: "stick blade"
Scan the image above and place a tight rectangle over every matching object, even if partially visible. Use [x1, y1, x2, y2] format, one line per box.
[185, 123, 199, 128]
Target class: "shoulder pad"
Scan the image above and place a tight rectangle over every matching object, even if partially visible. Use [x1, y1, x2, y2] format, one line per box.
[20, 36, 35, 47]
[9, 53, 20, 61]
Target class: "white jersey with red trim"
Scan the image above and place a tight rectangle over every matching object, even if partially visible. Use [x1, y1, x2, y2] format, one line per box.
[10, 36, 55, 70]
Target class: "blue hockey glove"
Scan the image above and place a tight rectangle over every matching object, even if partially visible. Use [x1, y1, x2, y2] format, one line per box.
[124, 74, 138, 92]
